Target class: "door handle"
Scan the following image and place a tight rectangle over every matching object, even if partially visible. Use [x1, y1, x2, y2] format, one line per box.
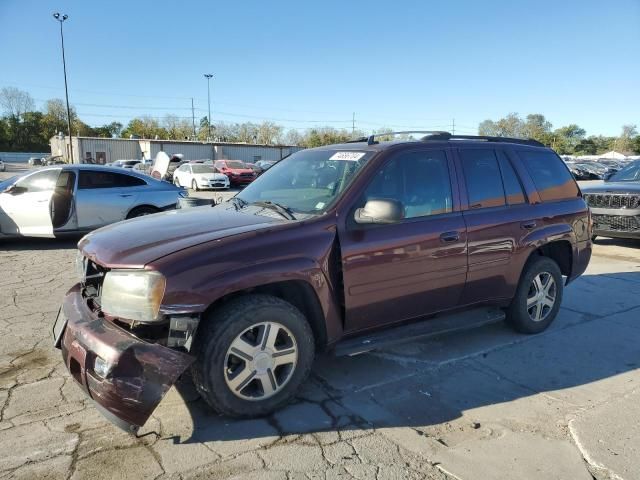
[521, 221, 537, 230]
[119, 194, 133, 198]
[440, 231, 460, 243]
[36, 199, 49, 203]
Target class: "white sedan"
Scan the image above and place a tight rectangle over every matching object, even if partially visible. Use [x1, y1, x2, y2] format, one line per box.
[0, 165, 185, 238]
[173, 163, 230, 191]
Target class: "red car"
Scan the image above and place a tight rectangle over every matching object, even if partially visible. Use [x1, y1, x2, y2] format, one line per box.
[214, 160, 256, 186]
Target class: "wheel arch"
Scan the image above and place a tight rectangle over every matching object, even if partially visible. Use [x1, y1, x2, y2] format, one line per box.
[521, 239, 574, 280]
[199, 279, 329, 350]
[125, 204, 161, 219]
[518, 223, 577, 286]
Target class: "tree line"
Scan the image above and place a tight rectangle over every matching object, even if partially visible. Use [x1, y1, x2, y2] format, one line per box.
[0, 87, 370, 152]
[2, 87, 638, 155]
[479, 113, 639, 155]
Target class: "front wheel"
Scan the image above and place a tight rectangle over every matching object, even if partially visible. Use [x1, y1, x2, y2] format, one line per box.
[506, 256, 563, 334]
[191, 295, 315, 417]
[192, 179, 199, 191]
[174, 177, 181, 187]
[126, 205, 159, 219]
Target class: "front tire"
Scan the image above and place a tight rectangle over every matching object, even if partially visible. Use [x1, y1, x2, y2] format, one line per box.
[192, 179, 199, 191]
[174, 177, 181, 187]
[506, 256, 563, 334]
[191, 295, 315, 418]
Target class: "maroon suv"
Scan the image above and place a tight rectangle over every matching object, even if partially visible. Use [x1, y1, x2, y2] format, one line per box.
[54, 133, 592, 432]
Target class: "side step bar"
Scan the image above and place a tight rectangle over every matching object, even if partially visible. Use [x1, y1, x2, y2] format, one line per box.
[333, 307, 506, 357]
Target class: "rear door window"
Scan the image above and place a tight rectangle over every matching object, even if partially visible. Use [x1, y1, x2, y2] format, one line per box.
[79, 171, 147, 189]
[459, 149, 506, 209]
[497, 151, 526, 205]
[517, 150, 579, 202]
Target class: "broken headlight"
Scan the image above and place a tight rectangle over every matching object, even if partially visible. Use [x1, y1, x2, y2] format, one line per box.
[75, 250, 87, 281]
[101, 270, 166, 322]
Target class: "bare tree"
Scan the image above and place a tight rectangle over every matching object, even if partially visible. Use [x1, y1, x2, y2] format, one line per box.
[163, 114, 192, 140]
[0, 87, 35, 119]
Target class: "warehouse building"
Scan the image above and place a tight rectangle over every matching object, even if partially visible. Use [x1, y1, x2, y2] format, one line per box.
[49, 135, 304, 165]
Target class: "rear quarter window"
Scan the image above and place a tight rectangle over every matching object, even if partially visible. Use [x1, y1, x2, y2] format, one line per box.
[517, 150, 579, 202]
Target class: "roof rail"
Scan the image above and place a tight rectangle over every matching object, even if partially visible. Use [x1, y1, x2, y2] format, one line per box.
[346, 131, 451, 146]
[421, 133, 545, 147]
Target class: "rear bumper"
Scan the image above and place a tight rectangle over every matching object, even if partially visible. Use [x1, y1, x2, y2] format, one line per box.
[57, 284, 194, 432]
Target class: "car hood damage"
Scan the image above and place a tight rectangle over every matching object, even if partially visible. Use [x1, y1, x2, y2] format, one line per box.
[78, 203, 285, 268]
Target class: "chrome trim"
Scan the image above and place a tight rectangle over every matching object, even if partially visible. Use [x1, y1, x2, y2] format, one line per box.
[159, 304, 207, 315]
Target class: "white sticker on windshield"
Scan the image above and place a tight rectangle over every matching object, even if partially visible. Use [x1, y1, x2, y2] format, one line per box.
[329, 151, 365, 161]
[315, 202, 326, 210]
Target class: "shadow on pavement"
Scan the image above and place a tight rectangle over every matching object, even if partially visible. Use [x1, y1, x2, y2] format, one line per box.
[165, 270, 640, 445]
[0, 236, 80, 251]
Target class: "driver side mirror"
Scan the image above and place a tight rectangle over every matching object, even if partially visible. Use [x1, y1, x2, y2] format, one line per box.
[354, 199, 404, 225]
[604, 171, 615, 181]
[4, 184, 25, 195]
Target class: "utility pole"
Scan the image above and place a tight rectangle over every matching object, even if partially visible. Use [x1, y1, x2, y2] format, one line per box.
[53, 12, 73, 163]
[352, 112, 355, 138]
[191, 98, 196, 140]
[204, 74, 213, 141]
[452, 118, 455, 135]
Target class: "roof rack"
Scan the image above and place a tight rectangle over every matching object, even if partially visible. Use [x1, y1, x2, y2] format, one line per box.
[346, 131, 451, 146]
[421, 132, 545, 147]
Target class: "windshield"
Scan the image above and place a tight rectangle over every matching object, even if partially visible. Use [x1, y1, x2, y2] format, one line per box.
[236, 149, 373, 215]
[607, 161, 640, 182]
[191, 165, 216, 174]
[226, 160, 247, 169]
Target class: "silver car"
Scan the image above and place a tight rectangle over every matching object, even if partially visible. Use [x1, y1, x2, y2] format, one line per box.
[0, 165, 186, 238]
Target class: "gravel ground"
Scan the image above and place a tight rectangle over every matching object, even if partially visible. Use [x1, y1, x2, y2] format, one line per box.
[0, 163, 639, 479]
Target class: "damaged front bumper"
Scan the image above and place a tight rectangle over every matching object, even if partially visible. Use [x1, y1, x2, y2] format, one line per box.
[55, 284, 195, 433]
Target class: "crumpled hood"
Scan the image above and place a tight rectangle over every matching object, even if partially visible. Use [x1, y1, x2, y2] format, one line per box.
[78, 204, 284, 268]
[581, 181, 640, 194]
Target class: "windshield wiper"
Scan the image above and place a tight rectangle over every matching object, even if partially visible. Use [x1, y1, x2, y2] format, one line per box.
[251, 201, 296, 220]
[229, 196, 248, 210]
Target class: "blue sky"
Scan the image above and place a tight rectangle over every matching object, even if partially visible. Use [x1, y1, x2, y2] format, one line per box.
[1, 0, 638, 136]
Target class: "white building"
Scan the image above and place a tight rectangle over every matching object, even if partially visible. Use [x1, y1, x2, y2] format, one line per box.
[49, 135, 303, 165]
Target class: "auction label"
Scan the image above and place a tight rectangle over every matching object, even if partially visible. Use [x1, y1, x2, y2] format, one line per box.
[329, 151, 366, 161]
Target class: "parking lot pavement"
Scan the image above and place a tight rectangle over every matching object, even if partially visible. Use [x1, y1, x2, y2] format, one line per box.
[0, 171, 639, 479]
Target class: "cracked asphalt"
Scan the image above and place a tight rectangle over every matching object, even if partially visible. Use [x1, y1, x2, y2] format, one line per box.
[1, 165, 639, 479]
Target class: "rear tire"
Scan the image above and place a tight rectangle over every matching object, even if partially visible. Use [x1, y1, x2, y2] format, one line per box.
[191, 295, 315, 418]
[506, 256, 563, 334]
[126, 206, 159, 219]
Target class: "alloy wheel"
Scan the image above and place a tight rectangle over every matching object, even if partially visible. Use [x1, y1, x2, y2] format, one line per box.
[224, 322, 298, 401]
[527, 272, 556, 322]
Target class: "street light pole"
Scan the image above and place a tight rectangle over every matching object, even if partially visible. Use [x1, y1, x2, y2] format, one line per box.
[53, 13, 74, 163]
[204, 74, 213, 141]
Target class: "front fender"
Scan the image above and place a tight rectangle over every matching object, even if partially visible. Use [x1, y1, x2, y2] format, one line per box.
[161, 256, 344, 344]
